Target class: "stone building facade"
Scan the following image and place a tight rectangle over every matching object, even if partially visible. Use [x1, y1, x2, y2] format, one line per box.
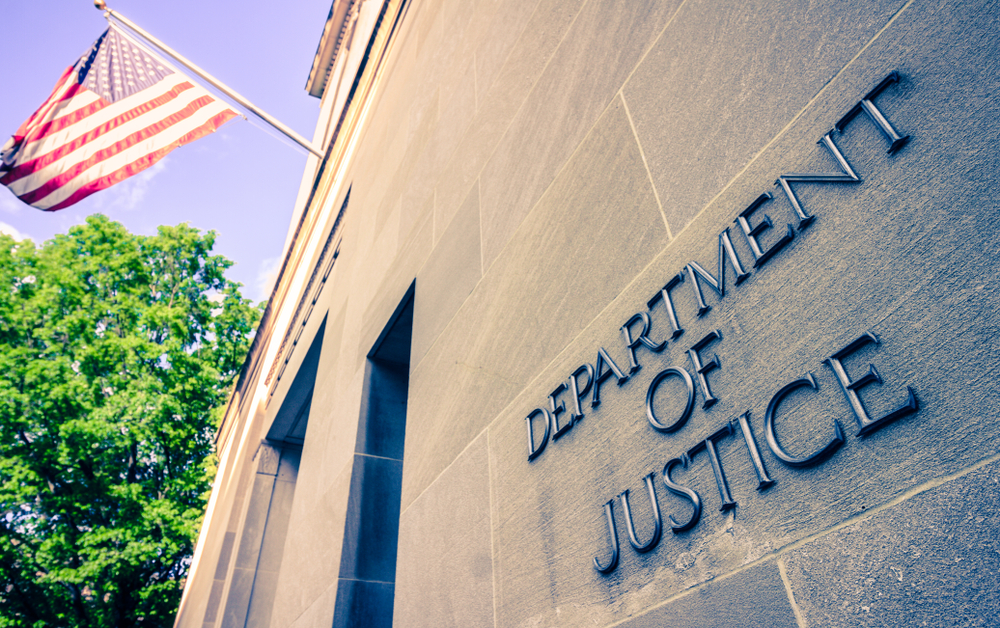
[175, 0, 1000, 626]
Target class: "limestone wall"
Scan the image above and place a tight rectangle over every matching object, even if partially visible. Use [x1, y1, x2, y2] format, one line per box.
[212, 1, 1000, 627]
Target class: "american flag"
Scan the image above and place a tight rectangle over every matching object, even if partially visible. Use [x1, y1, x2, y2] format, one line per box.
[0, 25, 239, 211]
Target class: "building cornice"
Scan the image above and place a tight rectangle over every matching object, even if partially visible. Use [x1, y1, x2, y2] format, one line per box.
[305, 0, 356, 99]
[215, 0, 410, 446]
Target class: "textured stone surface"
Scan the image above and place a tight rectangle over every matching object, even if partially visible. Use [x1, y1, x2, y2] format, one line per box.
[285, 582, 337, 628]
[331, 580, 395, 628]
[398, 53, 477, 246]
[222, 567, 256, 628]
[244, 570, 279, 628]
[486, 1, 1000, 626]
[432, 0, 587, 234]
[268, 458, 353, 627]
[223, 472, 276, 628]
[203, 579, 225, 623]
[355, 362, 408, 460]
[393, 434, 494, 628]
[412, 180, 482, 366]
[623, 0, 906, 235]
[478, 0, 680, 269]
[784, 460, 1000, 628]
[471, 0, 534, 107]
[245, 450, 299, 628]
[620, 561, 798, 628]
[358, 210, 432, 368]
[296, 303, 355, 509]
[338, 454, 404, 582]
[404, 99, 668, 511]
[316, 365, 367, 484]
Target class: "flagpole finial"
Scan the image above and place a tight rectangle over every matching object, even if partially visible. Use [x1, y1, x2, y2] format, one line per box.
[94, 0, 107, 10]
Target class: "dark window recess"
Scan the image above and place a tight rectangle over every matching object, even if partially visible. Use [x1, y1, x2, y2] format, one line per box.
[217, 318, 326, 628]
[266, 316, 327, 447]
[333, 284, 413, 628]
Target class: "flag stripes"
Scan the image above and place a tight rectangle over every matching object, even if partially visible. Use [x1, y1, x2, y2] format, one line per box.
[1, 25, 239, 211]
[23, 98, 235, 209]
[48, 109, 237, 211]
[6, 77, 197, 186]
[12, 74, 191, 167]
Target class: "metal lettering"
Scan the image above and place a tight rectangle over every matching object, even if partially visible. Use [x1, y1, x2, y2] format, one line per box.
[645, 367, 696, 433]
[662, 456, 703, 533]
[621, 311, 667, 374]
[685, 228, 751, 316]
[568, 364, 595, 423]
[686, 330, 723, 408]
[736, 192, 794, 268]
[688, 424, 738, 511]
[647, 273, 686, 340]
[548, 382, 573, 440]
[775, 132, 861, 229]
[593, 499, 620, 574]
[731, 411, 775, 490]
[525, 407, 552, 462]
[618, 473, 663, 553]
[592, 347, 629, 408]
[824, 332, 919, 437]
[764, 373, 845, 467]
[835, 71, 910, 154]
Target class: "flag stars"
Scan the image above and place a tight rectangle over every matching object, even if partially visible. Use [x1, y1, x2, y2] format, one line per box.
[77, 26, 174, 102]
[4, 25, 235, 210]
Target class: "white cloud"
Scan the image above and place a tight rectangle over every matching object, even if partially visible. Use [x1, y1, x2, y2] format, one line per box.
[254, 256, 281, 303]
[0, 222, 32, 241]
[93, 158, 169, 211]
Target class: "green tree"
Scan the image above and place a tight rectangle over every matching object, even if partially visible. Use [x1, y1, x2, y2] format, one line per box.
[0, 215, 261, 627]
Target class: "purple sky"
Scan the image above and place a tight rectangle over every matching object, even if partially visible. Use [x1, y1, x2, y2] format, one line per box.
[1, 0, 334, 301]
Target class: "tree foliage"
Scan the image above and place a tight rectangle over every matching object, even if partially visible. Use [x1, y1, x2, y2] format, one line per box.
[0, 215, 260, 627]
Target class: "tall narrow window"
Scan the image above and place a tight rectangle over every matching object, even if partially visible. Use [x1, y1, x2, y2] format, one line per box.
[212, 318, 325, 628]
[333, 286, 413, 628]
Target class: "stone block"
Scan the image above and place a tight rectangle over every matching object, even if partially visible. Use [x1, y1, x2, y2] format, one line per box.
[432, 0, 587, 234]
[268, 457, 353, 625]
[359, 211, 432, 366]
[783, 461, 1000, 628]
[221, 566, 255, 628]
[294, 303, 354, 503]
[316, 366, 367, 486]
[244, 569, 280, 628]
[331, 579, 395, 628]
[256, 471, 297, 574]
[338, 455, 404, 583]
[404, 100, 668, 510]
[620, 561, 798, 628]
[203, 579, 225, 623]
[622, 0, 906, 235]
[431, 46, 478, 169]
[412, 181, 482, 366]
[472, 0, 535, 107]
[276, 448, 300, 483]
[234, 474, 276, 570]
[355, 361, 408, 460]
[283, 581, 337, 628]
[393, 434, 494, 628]
[478, 0, 681, 269]
[215, 531, 236, 580]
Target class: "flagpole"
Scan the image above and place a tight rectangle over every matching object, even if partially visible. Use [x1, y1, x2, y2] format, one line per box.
[93, 0, 324, 159]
